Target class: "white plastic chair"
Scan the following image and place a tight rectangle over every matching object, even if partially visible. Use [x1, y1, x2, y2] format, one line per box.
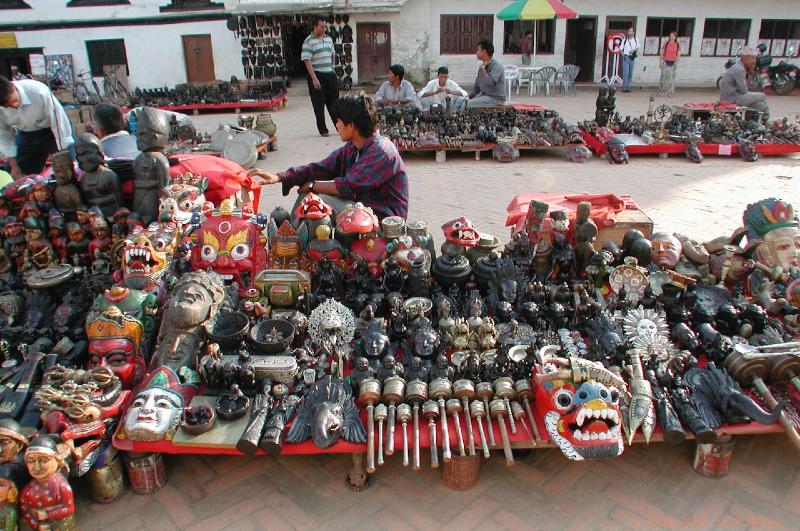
[554, 65, 580, 96]
[516, 68, 533, 95]
[530, 66, 556, 96]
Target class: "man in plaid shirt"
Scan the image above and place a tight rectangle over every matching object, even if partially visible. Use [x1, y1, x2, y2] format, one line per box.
[250, 95, 408, 220]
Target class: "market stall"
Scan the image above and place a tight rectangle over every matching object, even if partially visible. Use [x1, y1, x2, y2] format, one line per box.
[0, 103, 798, 524]
[581, 89, 800, 160]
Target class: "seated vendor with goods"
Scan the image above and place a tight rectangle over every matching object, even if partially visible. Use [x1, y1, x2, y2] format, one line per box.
[468, 39, 507, 108]
[93, 103, 141, 160]
[250, 94, 408, 220]
[719, 46, 770, 119]
[375, 64, 417, 111]
[418, 66, 469, 114]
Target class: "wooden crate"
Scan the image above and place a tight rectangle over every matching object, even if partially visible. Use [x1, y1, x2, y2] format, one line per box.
[596, 208, 654, 247]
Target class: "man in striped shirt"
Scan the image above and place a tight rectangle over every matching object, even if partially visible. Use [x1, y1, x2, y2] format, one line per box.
[302, 15, 339, 137]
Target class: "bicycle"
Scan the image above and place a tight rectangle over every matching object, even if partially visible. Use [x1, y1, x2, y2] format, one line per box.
[72, 68, 132, 106]
[102, 68, 131, 106]
[73, 69, 102, 105]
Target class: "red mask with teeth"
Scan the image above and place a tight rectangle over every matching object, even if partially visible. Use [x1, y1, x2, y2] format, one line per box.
[294, 193, 333, 220]
[535, 365, 625, 461]
[441, 217, 480, 247]
[190, 209, 267, 291]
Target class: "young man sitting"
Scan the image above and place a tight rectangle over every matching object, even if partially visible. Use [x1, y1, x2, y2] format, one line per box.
[418, 66, 468, 114]
[250, 95, 408, 220]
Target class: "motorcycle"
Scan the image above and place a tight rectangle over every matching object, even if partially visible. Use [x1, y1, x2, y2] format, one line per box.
[767, 46, 798, 95]
[716, 43, 773, 91]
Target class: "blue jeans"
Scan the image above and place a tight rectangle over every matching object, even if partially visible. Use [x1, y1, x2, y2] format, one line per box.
[622, 56, 635, 91]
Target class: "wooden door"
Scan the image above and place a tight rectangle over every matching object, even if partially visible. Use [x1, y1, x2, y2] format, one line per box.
[182, 34, 216, 83]
[603, 17, 636, 81]
[357, 23, 391, 83]
[564, 17, 597, 82]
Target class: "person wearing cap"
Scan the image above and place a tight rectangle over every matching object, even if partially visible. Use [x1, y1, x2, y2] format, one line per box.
[720, 46, 769, 116]
[0, 76, 73, 180]
[20, 436, 74, 530]
[418, 66, 468, 114]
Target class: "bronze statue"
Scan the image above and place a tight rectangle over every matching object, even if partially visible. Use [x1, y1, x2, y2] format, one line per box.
[51, 151, 82, 219]
[133, 107, 171, 225]
[75, 133, 122, 220]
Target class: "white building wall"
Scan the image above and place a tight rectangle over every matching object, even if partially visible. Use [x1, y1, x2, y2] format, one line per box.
[5, 0, 243, 89]
[379, 0, 800, 88]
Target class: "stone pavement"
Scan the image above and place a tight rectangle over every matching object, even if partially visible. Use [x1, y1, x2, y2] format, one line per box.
[76, 85, 800, 530]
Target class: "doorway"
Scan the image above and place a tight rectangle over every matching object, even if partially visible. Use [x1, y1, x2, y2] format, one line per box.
[0, 47, 43, 79]
[603, 17, 636, 82]
[182, 35, 216, 83]
[564, 17, 596, 82]
[357, 23, 391, 83]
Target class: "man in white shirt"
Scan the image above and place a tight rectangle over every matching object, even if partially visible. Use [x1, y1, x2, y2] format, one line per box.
[621, 27, 640, 93]
[375, 64, 417, 110]
[418, 66, 468, 114]
[94, 103, 141, 159]
[0, 75, 73, 179]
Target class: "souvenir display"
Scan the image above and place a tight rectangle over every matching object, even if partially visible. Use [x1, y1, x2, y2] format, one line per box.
[0, 112, 797, 519]
[378, 106, 585, 152]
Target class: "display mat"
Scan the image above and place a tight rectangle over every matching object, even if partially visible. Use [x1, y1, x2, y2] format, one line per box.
[580, 128, 800, 157]
[150, 94, 288, 113]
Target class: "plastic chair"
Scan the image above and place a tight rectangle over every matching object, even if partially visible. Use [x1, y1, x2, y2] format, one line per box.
[554, 65, 580, 96]
[530, 66, 556, 96]
[516, 68, 533, 95]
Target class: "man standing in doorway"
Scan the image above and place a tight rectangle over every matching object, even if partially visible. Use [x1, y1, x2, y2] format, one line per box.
[621, 26, 639, 93]
[519, 30, 533, 66]
[0, 75, 73, 179]
[302, 15, 339, 137]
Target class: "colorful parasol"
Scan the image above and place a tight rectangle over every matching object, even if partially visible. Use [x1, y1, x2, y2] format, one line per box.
[497, 0, 577, 21]
[497, 0, 578, 65]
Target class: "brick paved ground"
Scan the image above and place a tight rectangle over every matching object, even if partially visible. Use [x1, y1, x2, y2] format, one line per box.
[76, 85, 800, 529]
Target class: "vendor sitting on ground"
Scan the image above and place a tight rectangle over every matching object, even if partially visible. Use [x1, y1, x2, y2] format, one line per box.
[719, 46, 769, 118]
[468, 39, 507, 108]
[418, 66, 468, 114]
[250, 94, 408, 220]
[375, 64, 417, 110]
[94, 103, 141, 159]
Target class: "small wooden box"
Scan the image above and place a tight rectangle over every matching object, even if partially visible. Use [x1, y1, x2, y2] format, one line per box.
[597, 208, 653, 248]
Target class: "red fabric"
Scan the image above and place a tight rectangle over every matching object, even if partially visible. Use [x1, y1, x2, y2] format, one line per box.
[510, 103, 546, 111]
[152, 94, 286, 113]
[506, 192, 635, 233]
[682, 101, 738, 110]
[546, 0, 578, 18]
[169, 154, 262, 211]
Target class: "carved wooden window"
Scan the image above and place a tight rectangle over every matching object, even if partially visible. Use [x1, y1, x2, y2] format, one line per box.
[440, 15, 494, 55]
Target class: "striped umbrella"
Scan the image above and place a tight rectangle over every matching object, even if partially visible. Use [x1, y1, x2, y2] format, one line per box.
[497, 0, 578, 65]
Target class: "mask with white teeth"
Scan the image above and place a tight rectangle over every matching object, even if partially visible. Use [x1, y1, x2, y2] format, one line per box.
[537, 373, 625, 461]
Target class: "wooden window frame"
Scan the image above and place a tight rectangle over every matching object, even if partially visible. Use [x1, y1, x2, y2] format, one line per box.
[701, 19, 750, 57]
[85, 38, 129, 77]
[758, 19, 800, 58]
[503, 19, 555, 55]
[440, 15, 494, 55]
[643, 17, 694, 56]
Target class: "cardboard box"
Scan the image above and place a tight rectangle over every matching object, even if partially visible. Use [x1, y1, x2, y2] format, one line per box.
[65, 108, 81, 130]
[54, 89, 74, 105]
[597, 208, 654, 247]
[79, 105, 94, 125]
